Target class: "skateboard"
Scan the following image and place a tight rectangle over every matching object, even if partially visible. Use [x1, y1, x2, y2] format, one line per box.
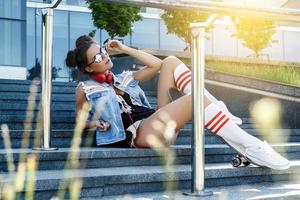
[219, 137, 264, 168]
[231, 154, 251, 167]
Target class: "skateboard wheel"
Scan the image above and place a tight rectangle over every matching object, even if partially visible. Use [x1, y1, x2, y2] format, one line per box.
[231, 156, 242, 167]
[243, 160, 251, 166]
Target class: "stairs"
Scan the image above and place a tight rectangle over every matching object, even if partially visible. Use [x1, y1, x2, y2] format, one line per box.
[0, 79, 299, 199]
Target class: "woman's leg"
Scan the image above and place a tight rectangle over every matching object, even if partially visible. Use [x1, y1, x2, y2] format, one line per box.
[135, 94, 212, 148]
[136, 94, 290, 170]
[156, 56, 183, 109]
[156, 56, 241, 124]
[136, 56, 289, 170]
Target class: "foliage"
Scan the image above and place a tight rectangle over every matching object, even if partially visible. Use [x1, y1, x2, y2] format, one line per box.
[86, 0, 142, 39]
[232, 17, 277, 57]
[161, 9, 210, 49]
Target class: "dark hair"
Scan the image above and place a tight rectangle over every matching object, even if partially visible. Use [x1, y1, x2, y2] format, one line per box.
[65, 35, 95, 74]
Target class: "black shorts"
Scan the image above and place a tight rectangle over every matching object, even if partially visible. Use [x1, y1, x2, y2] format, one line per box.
[97, 131, 134, 148]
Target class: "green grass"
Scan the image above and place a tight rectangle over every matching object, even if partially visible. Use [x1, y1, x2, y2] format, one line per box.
[205, 60, 300, 86]
[180, 57, 300, 86]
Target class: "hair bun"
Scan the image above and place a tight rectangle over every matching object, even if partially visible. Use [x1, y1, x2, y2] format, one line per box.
[65, 50, 77, 68]
[76, 35, 94, 49]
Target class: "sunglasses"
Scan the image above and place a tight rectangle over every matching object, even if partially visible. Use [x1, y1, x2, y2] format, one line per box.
[86, 45, 108, 67]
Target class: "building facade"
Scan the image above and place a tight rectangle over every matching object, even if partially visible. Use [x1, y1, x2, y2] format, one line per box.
[1, 0, 300, 81]
[0, 0, 26, 79]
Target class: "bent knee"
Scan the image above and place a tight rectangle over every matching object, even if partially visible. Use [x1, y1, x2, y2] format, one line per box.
[162, 56, 183, 69]
[134, 118, 175, 148]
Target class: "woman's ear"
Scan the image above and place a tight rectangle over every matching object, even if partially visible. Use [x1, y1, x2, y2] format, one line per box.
[85, 66, 93, 73]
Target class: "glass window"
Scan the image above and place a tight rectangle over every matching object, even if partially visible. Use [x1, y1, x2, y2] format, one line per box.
[27, 8, 36, 72]
[0, 0, 25, 20]
[131, 18, 159, 49]
[65, 0, 87, 6]
[159, 20, 186, 51]
[70, 11, 100, 48]
[26, 7, 43, 80]
[53, 10, 69, 81]
[284, 31, 300, 62]
[0, 19, 25, 66]
[212, 25, 236, 57]
[27, 0, 51, 3]
[101, 29, 110, 44]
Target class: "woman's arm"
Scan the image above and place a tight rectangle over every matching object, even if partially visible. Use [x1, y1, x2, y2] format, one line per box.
[107, 40, 163, 82]
[76, 86, 110, 131]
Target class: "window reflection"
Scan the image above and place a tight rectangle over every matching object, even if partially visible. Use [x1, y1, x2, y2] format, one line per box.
[0, 20, 24, 66]
[53, 10, 69, 81]
[160, 19, 186, 51]
[0, 0, 25, 20]
[23, 3, 190, 81]
[132, 18, 159, 49]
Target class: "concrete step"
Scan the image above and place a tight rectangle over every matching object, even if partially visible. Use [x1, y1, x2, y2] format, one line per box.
[95, 180, 300, 200]
[1, 128, 299, 148]
[0, 79, 77, 86]
[0, 143, 299, 172]
[0, 93, 157, 104]
[178, 128, 300, 145]
[0, 85, 75, 94]
[1, 161, 300, 199]
[0, 113, 257, 131]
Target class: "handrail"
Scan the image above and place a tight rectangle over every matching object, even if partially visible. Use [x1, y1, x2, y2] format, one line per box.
[33, 0, 62, 151]
[100, 0, 300, 23]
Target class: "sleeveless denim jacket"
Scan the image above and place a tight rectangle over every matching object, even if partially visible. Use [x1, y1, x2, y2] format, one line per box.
[78, 71, 152, 146]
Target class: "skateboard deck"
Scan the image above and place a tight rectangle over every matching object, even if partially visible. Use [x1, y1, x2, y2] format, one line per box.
[218, 137, 264, 168]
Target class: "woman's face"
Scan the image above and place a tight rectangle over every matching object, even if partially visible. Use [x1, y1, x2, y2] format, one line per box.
[85, 43, 113, 74]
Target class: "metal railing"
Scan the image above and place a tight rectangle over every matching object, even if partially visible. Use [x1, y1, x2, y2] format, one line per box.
[37, 0, 300, 197]
[33, 0, 62, 151]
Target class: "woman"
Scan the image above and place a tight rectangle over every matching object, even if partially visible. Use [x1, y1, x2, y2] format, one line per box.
[65, 35, 289, 170]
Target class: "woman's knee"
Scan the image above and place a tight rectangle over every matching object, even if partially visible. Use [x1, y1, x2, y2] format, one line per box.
[162, 56, 183, 70]
[135, 117, 176, 148]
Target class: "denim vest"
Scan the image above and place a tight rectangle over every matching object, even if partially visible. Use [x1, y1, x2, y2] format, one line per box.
[78, 71, 152, 146]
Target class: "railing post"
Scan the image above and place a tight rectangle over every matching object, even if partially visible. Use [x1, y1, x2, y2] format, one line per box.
[184, 14, 218, 197]
[33, 0, 62, 151]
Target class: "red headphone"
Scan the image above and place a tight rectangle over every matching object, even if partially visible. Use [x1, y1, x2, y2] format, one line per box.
[91, 72, 113, 84]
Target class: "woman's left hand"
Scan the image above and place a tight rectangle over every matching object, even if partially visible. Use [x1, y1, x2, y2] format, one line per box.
[106, 40, 127, 55]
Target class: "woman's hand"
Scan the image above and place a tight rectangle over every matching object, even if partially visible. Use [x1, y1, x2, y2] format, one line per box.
[106, 40, 127, 55]
[92, 120, 110, 131]
[95, 120, 110, 131]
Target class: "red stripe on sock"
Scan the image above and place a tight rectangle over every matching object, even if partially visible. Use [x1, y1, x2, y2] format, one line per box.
[205, 111, 222, 128]
[180, 77, 191, 93]
[175, 70, 191, 86]
[209, 114, 226, 132]
[215, 118, 229, 134]
[175, 70, 190, 85]
[178, 74, 191, 91]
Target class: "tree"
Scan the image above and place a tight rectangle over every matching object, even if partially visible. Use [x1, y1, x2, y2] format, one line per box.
[161, 9, 210, 50]
[86, 1, 142, 39]
[233, 17, 277, 58]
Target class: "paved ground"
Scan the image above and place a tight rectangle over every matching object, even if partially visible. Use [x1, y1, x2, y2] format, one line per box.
[93, 180, 300, 200]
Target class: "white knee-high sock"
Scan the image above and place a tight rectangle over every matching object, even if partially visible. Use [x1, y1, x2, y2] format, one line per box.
[205, 103, 262, 151]
[174, 64, 242, 125]
[174, 64, 192, 94]
[173, 64, 224, 102]
[204, 89, 218, 104]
